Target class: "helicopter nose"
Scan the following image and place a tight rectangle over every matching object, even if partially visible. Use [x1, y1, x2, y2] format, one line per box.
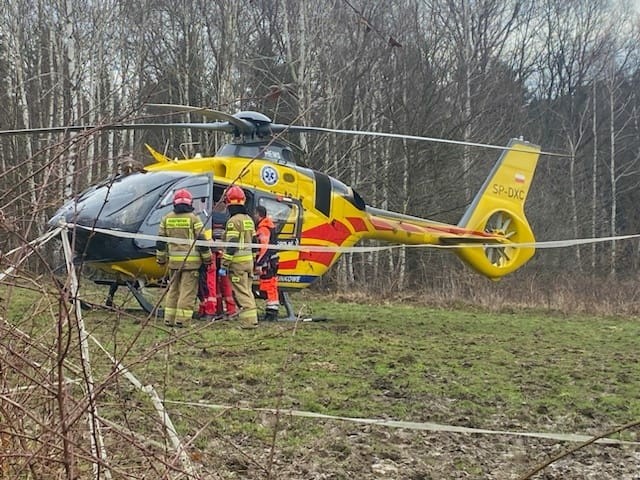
[47, 213, 62, 228]
[48, 203, 146, 263]
[47, 169, 191, 261]
[48, 202, 76, 228]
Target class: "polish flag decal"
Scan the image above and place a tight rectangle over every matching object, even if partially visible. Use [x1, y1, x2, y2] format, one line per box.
[515, 173, 526, 184]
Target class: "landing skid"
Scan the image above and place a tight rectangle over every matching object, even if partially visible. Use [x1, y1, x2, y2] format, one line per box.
[96, 280, 163, 317]
[254, 289, 317, 322]
[93, 281, 321, 323]
[277, 290, 299, 322]
[126, 280, 163, 317]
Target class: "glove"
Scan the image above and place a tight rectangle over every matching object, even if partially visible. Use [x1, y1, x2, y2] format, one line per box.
[218, 268, 227, 277]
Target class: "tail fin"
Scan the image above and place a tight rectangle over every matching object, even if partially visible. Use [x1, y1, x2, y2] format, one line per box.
[454, 139, 540, 279]
[145, 143, 171, 163]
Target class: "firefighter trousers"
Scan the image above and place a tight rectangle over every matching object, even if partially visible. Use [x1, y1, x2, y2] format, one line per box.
[198, 264, 218, 316]
[165, 269, 199, 326]
[198, 264, 238, 317]
[229, 263, 257, 328]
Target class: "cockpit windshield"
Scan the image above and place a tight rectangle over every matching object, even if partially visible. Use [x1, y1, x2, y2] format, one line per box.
[53, 171, 189, 231]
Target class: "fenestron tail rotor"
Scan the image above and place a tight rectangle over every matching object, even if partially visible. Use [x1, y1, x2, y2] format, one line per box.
[483, 211, 517, 267]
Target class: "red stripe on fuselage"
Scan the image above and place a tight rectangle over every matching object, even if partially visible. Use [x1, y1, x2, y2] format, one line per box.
[299, 250, 336, 266]
[371, 216, 496, 238]
[370, 217, 395, 231]
[278, 259, 298, 269]
[299, 219, 354, 267]
[346, 216, 369, 233]
[303, 219, 352, 244]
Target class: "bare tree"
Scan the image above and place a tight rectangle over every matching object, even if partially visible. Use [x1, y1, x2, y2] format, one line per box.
[2, 0, 640, 286]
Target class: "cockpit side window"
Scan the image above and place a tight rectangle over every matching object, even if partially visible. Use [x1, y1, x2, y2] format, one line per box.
[144, 177, 210, 227]
[257, 197, 300, 238]
[135, 175, 211, 249]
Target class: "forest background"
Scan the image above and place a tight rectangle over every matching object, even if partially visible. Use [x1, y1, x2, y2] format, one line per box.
[2, 0, 640, 309]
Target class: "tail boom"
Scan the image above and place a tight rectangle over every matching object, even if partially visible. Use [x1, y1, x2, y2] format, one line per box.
[360, 139, 540, 280]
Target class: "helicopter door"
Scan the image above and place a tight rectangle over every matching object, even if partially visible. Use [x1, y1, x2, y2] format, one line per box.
[135, 174, 213, 250]
[255, 196, 301, 245]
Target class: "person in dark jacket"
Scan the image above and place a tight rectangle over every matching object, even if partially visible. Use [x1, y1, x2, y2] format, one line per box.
[254, 205, 279, 321]
[197, 221, 237, 320]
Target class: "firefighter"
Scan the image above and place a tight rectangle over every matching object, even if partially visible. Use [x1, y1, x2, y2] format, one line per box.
[196, 249, 219, 320]
[219, 186, 258, 328]
[254, 205, 280, 321]
[215, 248, 238, 318]
[156, 189, 212, 328]
[197, 224, 237, 320]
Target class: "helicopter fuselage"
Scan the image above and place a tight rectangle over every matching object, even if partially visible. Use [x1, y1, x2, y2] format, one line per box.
[50, 142, 380, 290]
[50, 137, 540, 291]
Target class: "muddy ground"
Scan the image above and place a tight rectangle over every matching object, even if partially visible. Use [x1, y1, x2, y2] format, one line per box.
[190, 420, 639, 479]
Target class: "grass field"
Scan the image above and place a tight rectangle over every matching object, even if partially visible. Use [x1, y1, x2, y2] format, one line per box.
[1, 283, 639, 479]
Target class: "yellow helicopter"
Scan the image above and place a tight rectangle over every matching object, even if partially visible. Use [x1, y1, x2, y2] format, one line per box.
[2, 105, 541, 319]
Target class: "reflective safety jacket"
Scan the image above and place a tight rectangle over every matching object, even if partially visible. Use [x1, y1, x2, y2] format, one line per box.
[255, 215, 277, 265]
[156, 211, 212, 270]
[221, 213, 255, 269]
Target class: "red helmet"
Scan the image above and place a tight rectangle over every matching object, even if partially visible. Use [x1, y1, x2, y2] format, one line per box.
[173, 189, 193, 206]
[225, 185, 246, 205]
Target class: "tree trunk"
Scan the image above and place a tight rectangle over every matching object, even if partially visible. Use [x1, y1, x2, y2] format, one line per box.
[590, 81, 598, 272]
[568, 138, 582, 270]
[609, 74, 617, 277]
[62, 0, 79, 200]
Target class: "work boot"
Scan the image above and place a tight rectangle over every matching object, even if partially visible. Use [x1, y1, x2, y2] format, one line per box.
[239, 312, 258, 329]
[263, 309, 279, 322]
[224, 311, 239, 321]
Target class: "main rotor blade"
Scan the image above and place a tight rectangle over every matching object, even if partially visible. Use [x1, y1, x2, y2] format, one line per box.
[0, 122, 237, 137]
[145, 103, 254, 133]
[272, 124, 539, 154]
